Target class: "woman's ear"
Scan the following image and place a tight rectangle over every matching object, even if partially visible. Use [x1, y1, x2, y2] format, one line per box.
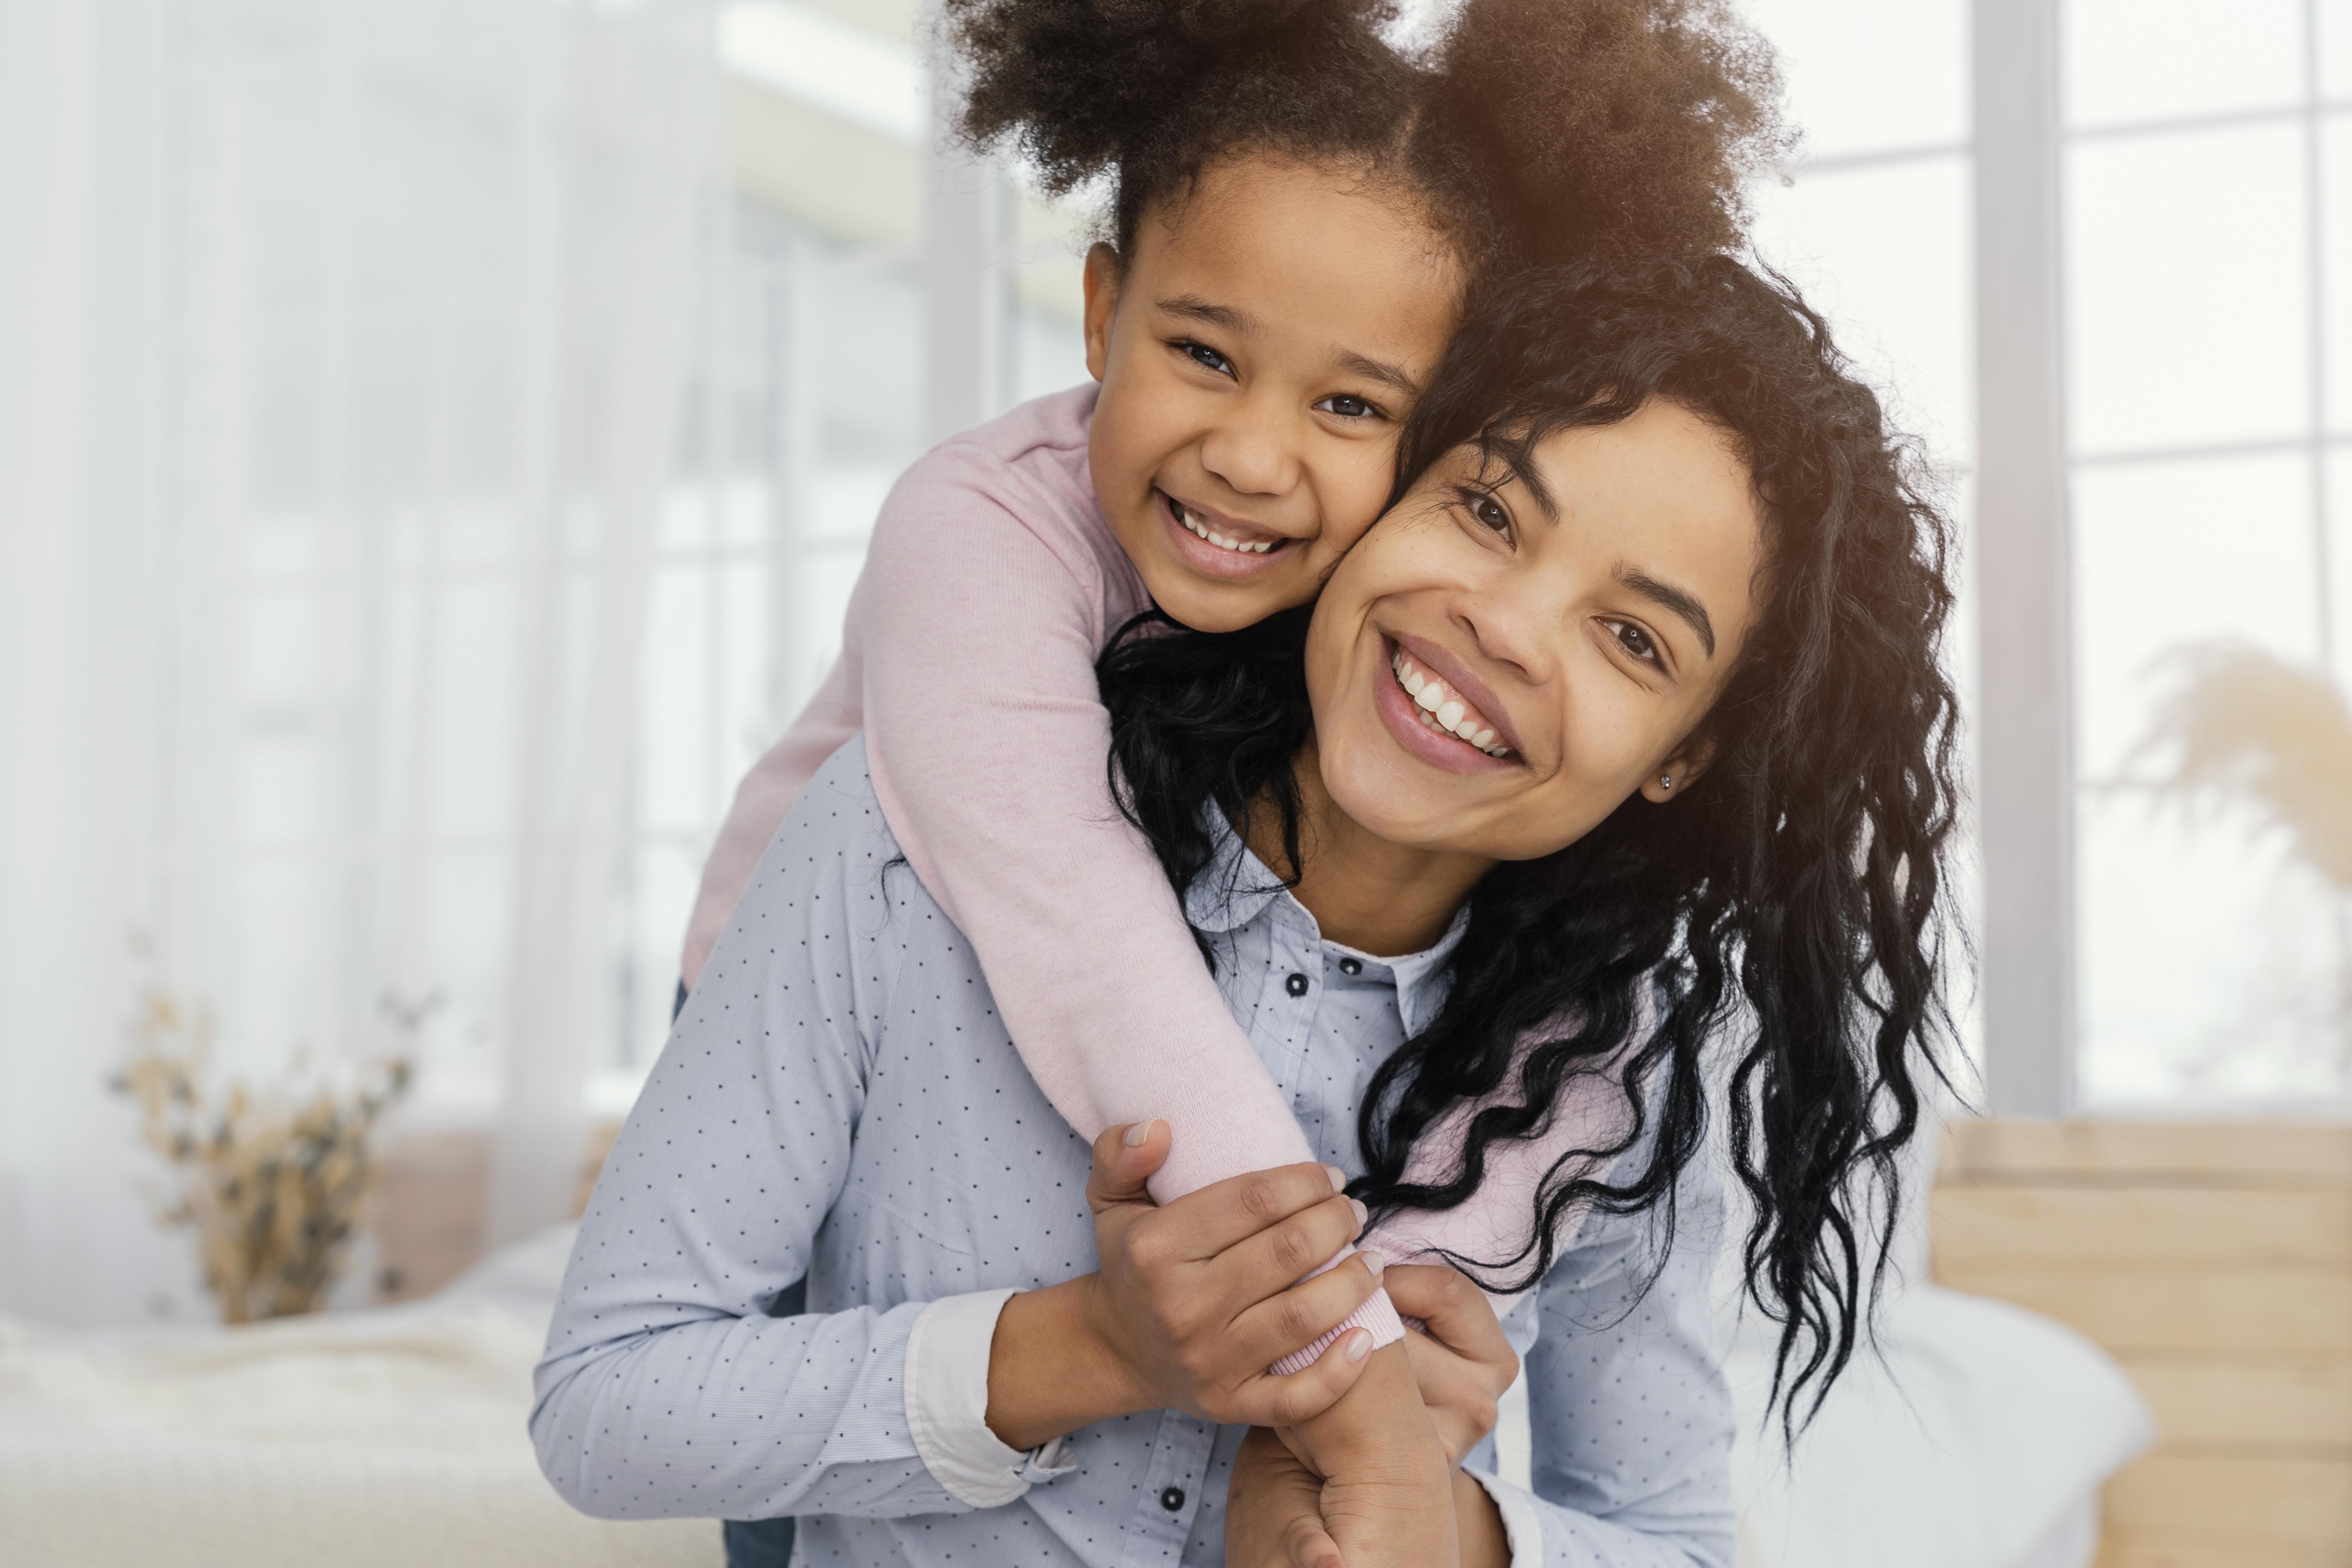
[1641, 737, 1718, 804]
[1082, 242, 1122, 382]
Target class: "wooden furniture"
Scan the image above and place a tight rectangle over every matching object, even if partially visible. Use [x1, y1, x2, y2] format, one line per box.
[372, 1124, 621, 1304]
[1934, 1121, 2352, 1568]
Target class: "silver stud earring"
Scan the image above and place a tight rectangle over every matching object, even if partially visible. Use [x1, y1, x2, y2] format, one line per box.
[1660, 774, 1672, 791]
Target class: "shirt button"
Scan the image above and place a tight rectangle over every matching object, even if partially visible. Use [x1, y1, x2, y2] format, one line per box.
[1338, 958, 1362, 976]
[1160, 1485, 1186, 1512]
[1285, 972, 1309, 997]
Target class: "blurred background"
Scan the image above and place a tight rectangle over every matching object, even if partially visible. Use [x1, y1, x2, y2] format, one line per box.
[0, 2, 2345, 1565]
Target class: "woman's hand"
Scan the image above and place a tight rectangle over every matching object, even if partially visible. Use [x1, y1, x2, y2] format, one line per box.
[1227, 1427, 1347, 1568]
[1381, 1263, 1520, 1466]
[986, 1122, 1387, 1450]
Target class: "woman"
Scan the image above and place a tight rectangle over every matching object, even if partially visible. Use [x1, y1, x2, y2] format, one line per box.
[531, 257, 1960, 1567]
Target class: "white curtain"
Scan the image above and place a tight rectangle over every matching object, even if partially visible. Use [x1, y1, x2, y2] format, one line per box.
[0, 0, 720, 1323]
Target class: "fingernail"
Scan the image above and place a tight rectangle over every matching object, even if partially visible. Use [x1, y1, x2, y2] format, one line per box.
[1344, 1329, 1372, 1362]
[1325, 1165, 1347, 1192]
[1348, 1197, 1368, 1228]
[1124, 1119, 1161, 1148]
[1360, 1249, 1384, 1278]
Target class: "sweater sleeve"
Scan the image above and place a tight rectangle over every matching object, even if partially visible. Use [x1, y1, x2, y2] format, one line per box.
[845, 441, 1405, 1351]
[678, 652, 862, 989]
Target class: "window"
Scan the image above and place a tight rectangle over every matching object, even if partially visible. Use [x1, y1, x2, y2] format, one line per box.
[2064, 0, 2352, 1105]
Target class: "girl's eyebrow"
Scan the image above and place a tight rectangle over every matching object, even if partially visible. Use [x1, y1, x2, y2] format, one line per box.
[1159, 293, 1419, 397]
[1613, 566, 1717, 658]
[1334, 349, 1421, 398]
[1156, 294, 1250, 333]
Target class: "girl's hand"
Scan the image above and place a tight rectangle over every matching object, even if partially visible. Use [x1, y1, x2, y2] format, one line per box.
[1381, 1263, 1520, 1466]
[1227, 1427, 1348, 1568]
[985, 1122, 1385, 1450]
[1275, 1341, 1461, 1568]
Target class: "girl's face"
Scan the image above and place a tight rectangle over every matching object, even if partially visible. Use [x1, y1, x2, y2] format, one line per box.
[1304, 400, 1767, 862]
[1084, 154, 1463, 634]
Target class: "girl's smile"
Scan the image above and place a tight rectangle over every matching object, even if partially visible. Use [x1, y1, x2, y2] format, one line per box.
[1156, 487, 1299, 577]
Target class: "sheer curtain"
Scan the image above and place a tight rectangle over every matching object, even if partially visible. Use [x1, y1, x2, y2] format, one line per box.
[0, 0, 720, 1323]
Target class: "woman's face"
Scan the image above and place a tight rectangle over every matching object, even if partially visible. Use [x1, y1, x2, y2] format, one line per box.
[1304, 399, 1766, 863]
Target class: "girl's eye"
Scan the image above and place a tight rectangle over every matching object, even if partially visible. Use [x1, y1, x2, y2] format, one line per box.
[1610, 621, 1661, 666]
[1468, 494, 1511, 535]
[1316, 393, 1377, 420]
[1178, 341, 1234, 377]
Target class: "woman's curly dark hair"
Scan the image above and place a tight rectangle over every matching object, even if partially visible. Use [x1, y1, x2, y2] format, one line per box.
[944, 0, 1786, 274]
[1098, 256, 1964, 1430]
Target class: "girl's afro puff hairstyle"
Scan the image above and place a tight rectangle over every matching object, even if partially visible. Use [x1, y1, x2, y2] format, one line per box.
[945, 0, 1787, 276]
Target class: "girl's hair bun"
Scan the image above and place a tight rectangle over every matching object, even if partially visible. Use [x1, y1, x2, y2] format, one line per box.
[1428, 0, 1788, 262]
[946, 0, 1403, 205]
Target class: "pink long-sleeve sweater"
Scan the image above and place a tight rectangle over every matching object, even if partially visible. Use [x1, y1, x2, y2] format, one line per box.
[682, 385, 1622, 1367]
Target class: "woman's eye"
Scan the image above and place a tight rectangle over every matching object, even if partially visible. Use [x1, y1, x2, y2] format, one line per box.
[1316, 393, 1376, 420]
[1611, 621, 1661, 665]
[1179, 341, 1234, 377]
[1470, 496, 1511, 535]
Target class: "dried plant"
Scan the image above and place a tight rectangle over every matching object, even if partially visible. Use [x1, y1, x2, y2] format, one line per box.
[109, 979, 422, 1324]
[2138, 643, 2352, 893]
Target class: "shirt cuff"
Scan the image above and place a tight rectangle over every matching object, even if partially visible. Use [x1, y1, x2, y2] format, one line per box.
[904, 1288, 1077, 1508]
[1463, 1466, 1543, 1566]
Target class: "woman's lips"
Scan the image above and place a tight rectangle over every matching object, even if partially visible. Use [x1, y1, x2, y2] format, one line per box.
[1374, 637, 1519, 774]
[1157, 489, 1293, 579]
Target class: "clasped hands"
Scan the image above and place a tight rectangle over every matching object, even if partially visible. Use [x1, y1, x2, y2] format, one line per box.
[985, 1120, 1518, 1568]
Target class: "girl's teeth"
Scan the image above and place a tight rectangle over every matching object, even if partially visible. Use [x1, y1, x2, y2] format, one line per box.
[1388, 648, 1512, 758]
[1176, 501, 1278, 555]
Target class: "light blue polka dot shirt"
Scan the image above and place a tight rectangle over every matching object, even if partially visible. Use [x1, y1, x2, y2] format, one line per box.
[531, 737, 1734, 1566]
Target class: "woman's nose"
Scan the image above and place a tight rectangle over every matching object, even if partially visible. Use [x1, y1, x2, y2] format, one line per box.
[1452, 579, 1562, 687]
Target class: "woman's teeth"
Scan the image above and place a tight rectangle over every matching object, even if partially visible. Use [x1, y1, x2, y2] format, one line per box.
[1173, 499, 1277, 554]
[1392, 648, 1511, 758]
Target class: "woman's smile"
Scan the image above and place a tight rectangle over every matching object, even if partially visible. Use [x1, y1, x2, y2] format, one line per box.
[1374, 634, 1521, 774]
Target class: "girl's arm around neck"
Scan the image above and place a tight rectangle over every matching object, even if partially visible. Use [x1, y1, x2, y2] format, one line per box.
[845, 421, 1408, 1345]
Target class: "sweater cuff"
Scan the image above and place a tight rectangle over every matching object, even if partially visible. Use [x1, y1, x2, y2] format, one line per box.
[904, 1289, 1076, 1507]
[1267, 1278, 1407, 1377]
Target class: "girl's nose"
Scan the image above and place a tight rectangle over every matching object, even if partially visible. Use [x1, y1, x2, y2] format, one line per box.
[1197, 405, 1302, 498]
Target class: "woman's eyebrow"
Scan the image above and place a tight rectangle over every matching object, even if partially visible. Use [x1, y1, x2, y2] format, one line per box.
[1613, 566, 1717, 658]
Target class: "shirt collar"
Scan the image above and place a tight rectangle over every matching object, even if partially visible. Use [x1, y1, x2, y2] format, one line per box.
[1184, 811, 1470, 1034]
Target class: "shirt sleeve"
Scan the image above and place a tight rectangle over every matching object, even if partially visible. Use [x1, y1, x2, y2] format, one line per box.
[904, 1289, 1078, 1507]
[846, 446, 1404, 1348]
[532, 745, 1009, 1523]
[1484, 1155, 1739, 1567]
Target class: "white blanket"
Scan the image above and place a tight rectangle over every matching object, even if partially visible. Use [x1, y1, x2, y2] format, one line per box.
[0, 1231, 712, 1568]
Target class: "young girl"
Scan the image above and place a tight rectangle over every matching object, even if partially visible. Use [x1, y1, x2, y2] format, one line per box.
[681, 0, 1779, 1358]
